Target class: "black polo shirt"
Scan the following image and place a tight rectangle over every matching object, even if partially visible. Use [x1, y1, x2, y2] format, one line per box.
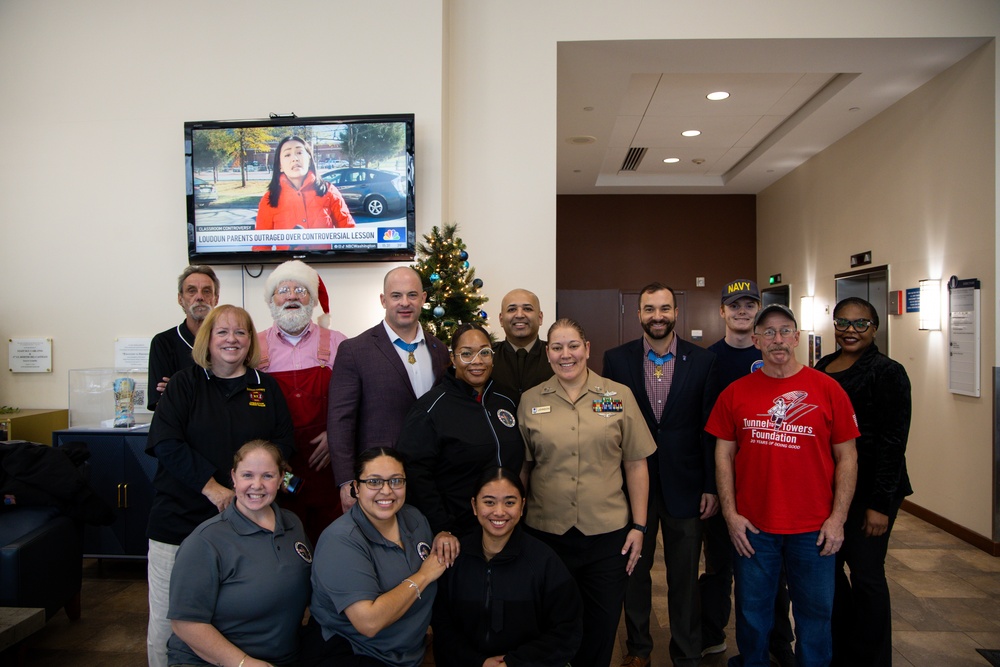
[147, 321, 197, 410]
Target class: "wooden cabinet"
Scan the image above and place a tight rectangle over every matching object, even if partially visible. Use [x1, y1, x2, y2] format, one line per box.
[0, 409, 69, 444]
[53, 429, 155, 559]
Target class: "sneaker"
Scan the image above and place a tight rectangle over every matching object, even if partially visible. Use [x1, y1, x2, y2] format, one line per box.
[701, 642, 727, 656]
[620, 656, 650, 667]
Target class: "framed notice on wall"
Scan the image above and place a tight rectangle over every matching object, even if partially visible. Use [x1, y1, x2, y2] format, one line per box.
[948, 277, 980, 397]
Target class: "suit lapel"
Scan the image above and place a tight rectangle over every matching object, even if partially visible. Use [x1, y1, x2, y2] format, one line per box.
[626, 340, 658, 427]
[373, 324, 416, 396]
[662, 339, 691, 419]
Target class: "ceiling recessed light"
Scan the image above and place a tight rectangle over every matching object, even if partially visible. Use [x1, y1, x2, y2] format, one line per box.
[573, 169, 582, 173]
[681, 130, 701, 137]
[849, 106, 861, 112]
[566, 135, 597, 144]
[663, 157, 680, 164]
[583, 106, 594, 111]
[707, 91, 730, 101]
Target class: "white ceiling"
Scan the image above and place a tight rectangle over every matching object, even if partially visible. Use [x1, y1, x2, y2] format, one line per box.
[557, 38, 992, 195]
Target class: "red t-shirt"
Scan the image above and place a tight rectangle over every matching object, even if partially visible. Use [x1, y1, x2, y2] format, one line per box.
[706, 366, 859, 534]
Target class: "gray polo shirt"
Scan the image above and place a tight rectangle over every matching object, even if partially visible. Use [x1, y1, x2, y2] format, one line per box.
[167, 502, 312, 666]
[311, 502, 436, 667]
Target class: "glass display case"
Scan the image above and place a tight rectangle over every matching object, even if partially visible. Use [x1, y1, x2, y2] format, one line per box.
[68, 368, 151, 428]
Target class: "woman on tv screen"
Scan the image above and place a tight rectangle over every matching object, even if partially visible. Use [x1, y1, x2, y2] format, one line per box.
[254, 135, 355, 251]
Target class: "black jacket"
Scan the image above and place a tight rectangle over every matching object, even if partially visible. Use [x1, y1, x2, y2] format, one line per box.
[432, 525, 582, 667]
[396, 372, 524, 536]
[816, 344, 912, 514]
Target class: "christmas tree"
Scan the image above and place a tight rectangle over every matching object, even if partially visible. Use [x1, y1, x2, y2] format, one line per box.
[412, 223, 489, 342]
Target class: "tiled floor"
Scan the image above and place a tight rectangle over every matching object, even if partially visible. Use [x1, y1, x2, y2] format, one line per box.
[10, 511, 1000, 666]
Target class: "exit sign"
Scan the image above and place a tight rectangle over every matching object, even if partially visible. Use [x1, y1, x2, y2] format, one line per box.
[850, 251, 872, 268]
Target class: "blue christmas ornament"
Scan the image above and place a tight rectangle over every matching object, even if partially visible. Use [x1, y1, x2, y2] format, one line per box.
[463, 261, 470, 269]
[472, 278, 483, 289]
[433, 306, 445, 318]
[430, 272, 440, 282]
[459, 250, 469, 261]
[479, 310, 488, 319]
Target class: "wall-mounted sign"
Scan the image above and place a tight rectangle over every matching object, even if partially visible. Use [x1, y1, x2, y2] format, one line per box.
[9, 338, 53, 373]
[850, 250, 872, 268]
[905, 287, 921, 313]
[115, 338, 151, 371]
[948, 277, 980, 397]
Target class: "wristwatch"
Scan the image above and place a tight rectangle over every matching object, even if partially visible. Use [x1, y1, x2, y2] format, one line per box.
[632, 523, 647, 534]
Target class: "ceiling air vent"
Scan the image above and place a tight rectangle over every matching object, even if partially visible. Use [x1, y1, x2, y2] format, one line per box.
[620, 147, 647, 171]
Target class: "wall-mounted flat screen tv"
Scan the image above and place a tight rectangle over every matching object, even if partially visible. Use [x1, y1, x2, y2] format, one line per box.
[185, 113, 415, 265]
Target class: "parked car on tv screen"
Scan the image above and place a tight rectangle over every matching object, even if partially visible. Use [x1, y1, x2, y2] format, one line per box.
[320, 168, 406, 218]
[193, 177, 218, 207]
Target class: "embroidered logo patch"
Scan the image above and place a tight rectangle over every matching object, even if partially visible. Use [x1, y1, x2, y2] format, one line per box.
[496, 408, 516, 428]
[248, 388, 266, 407]
[295, 541, 313, 563]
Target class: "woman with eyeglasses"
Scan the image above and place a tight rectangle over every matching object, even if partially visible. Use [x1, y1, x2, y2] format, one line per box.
[305, 448, 447, 667]
[397, 323, 525, 551]
[815, 298, 912, 667]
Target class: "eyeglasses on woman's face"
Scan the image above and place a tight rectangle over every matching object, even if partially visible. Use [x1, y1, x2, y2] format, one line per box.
[455, 348, 494, 364]
[357, 477, 407, 491]
[833, 318, 874, 333]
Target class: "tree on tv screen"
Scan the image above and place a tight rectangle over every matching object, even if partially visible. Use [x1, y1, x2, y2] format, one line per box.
[340, 123, 405, 167]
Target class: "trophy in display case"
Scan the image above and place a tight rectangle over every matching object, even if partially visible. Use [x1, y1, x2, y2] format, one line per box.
[113, 377, 136, 428]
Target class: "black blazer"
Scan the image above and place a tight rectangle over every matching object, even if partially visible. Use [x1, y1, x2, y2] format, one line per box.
[602, 337, 720, 519]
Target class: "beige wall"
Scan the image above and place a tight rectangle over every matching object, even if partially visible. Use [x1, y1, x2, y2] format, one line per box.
[758, 43, 997, 536]
[0, 0, 446, 408]
[1, 0, 998, 536]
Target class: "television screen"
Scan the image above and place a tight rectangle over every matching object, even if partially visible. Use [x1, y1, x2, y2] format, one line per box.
[185, 113, 415, 265]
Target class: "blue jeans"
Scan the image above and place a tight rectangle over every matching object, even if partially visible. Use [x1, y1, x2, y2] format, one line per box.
[729, 530, 835, 667]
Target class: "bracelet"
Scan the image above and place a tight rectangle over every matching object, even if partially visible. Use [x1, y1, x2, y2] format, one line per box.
[238, 654, 247, 667]
[403, 578, 421, 599]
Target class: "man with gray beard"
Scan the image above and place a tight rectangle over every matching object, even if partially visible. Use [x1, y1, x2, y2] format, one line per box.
[257, 260, 348, 542]
[147, 265, 220, 410]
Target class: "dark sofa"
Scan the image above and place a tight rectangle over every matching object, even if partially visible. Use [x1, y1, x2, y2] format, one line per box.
[0, 505, 82, 619]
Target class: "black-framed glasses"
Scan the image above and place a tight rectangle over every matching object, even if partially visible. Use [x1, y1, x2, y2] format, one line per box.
[833, 318, 874, 333]
[357, 477, 407, 490]
[455, 348, 494, 364]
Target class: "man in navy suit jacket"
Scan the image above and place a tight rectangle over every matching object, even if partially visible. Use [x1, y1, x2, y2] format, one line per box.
[327, 267, 450, 510]
[602, 282, 720, 667]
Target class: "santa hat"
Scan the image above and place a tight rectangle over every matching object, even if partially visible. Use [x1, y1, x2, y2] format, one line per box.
[264, 260, 331, 328]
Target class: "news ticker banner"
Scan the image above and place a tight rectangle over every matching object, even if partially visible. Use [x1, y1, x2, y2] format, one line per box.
[195, 226, 407, 250]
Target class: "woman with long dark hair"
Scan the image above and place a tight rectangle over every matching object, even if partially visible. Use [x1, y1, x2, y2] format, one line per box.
[254, 136, 354, 251]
